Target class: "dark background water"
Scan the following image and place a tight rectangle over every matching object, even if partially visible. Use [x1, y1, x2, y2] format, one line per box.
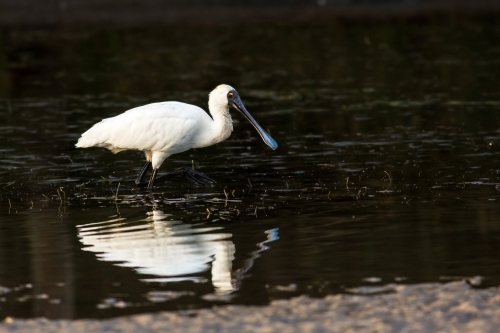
[1, 16, 500, 319]
[1, 0, 499, 26]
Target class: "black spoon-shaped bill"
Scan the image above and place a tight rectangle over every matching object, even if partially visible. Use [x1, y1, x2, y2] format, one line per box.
[232, 97, 278, 150]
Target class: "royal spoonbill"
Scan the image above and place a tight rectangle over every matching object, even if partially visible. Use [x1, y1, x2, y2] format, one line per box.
[76, 84, 278, 190]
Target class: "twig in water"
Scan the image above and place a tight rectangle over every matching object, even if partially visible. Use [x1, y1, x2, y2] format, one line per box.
[8, 198, 11, 214]
[346, 177, 349, 193]
[78, 181, 90, 194]
[223, 189, 228, 207]
[356, 190, 364, 207]
[384, 171, 392, 193]
[115, 182, 120, 199]
[254, 206, 258, 217]
[231, 190, 235, 197]
[206, 208, 211, 218]
[57, 188, 67, 205]
[60, 188, 66, 202]
[247, 178, 252, 188]
[2, 181, 15, 189]
[327, 191, 331, 200]
[101, 176, 111, 184]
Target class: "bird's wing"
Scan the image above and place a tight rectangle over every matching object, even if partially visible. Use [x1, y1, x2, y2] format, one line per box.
[76, 102, 209, 154]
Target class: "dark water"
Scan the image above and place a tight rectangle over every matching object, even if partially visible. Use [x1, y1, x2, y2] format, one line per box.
[1, 18, 500, 319]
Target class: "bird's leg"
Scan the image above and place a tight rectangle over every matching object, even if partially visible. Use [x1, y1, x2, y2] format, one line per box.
[155, 166, 216, 185]
[135, 162, 152, 186]
[147, 168, 159, 191]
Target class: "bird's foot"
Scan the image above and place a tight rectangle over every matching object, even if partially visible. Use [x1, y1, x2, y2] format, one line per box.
[184, 168, 216, 185]
[155, 167, 216, 186]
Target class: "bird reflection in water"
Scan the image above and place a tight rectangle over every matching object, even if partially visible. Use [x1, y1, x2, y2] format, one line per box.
[77, 209, 278, 294]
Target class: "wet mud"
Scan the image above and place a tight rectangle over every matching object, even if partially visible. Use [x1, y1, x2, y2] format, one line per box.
[0, 280, 499, 332]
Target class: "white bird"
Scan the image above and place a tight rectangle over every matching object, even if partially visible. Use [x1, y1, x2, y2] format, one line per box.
[76, 84, 278, 190]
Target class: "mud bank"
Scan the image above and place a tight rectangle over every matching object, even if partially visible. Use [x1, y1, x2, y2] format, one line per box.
[0, 280, 498, 333]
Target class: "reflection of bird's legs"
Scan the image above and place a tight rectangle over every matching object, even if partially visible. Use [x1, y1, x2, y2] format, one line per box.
[135, 162, 152, 186]
[155, 167, 216, 185]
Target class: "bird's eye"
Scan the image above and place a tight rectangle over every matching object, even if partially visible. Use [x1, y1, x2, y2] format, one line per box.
[227, 92, 234, 99]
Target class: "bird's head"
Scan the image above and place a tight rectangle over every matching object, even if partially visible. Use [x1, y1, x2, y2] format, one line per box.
[209, 84, 278, 150]
[209, 84, 236, 108]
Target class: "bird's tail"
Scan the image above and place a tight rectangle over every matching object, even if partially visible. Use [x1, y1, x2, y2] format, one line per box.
[75, 120, 109, 148]
[75, 136, 95, 148]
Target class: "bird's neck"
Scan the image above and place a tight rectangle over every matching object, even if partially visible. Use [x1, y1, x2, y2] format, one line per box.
[208, 104, 233, 144]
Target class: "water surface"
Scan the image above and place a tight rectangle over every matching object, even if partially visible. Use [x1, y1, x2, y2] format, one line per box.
[1, 19, 500, 319]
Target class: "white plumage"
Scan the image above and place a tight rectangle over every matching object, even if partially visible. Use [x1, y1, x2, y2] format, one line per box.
[77, 102, 222, 168]
[76, 84, 277, 190]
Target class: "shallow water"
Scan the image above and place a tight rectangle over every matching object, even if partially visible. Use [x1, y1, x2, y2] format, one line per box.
[1, 18, 500, 319]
